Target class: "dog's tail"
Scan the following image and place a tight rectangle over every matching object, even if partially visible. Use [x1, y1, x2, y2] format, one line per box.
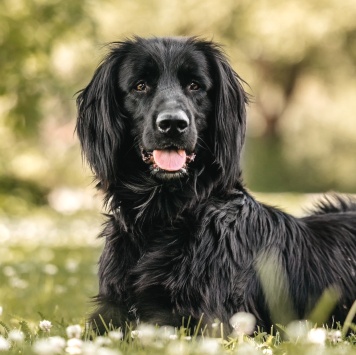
[311, 194, 356, 215]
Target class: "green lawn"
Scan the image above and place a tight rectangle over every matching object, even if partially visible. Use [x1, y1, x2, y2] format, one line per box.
[0, 245, 100, 324]
[0, 197, 355, 354]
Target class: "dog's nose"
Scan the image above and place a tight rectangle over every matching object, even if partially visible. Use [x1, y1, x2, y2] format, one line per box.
[156, 110, 189, 135]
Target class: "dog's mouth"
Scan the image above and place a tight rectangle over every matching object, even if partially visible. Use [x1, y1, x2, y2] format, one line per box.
[141, 147, 196, 179]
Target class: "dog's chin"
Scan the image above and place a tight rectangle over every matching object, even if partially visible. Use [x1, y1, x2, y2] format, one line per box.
[150, 167, 189, 180]
[141, 148, 196, 181]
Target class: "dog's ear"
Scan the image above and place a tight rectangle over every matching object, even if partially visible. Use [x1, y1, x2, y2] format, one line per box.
[199, 41, 248, 190]
[76, 44, 129, 186]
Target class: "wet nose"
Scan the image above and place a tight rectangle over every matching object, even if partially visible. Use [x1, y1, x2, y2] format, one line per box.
[156, 110, 189, 135]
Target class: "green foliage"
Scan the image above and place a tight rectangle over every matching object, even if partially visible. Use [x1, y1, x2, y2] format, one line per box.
[19, 320, 33, 343]
[0, 321, 10, 335]
[0, 175, 48, 209]
[0, 234, 355, 354]
[1, 0, 356, 194]
[0, 0, 97, 136]
[0, 245, 99, 323]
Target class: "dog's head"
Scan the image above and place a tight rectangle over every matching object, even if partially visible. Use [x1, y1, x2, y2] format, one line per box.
[77, 37, 248, 190]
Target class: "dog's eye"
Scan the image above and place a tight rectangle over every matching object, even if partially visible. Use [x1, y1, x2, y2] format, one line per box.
[135, 82, 147, 92]
[188, 82, 200, 91]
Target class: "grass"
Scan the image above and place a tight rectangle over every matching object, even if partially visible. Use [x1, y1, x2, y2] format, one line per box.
[0, 197, 355, 354]
[0, 245, 99, 323]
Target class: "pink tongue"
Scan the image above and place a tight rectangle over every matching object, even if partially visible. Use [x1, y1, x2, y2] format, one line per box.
[153, 150, 187, 171]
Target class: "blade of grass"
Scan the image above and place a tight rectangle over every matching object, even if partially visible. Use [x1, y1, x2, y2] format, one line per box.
[342, 300, 356, 337]
[193, 313, 204, 338]
[308, 287, 340, 325]
[98, 314, 110, 334]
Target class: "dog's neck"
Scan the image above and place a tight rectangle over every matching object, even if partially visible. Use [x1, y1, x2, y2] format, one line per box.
[101, 168, 245, 233]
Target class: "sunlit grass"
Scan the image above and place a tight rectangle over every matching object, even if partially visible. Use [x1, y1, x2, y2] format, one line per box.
[0, 309, 355, 354]
[0, 242, 355, 354]
[0, 198, 355, 354]
[0, 245, 100, 324]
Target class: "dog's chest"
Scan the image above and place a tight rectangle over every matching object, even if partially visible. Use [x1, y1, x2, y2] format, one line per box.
[127, 213, 245, 322]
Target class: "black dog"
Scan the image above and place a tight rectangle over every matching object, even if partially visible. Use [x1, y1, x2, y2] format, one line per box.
[76, 37, 356, 334]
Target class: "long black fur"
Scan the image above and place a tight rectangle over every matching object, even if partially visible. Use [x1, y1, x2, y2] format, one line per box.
[76, 37, 356, 334]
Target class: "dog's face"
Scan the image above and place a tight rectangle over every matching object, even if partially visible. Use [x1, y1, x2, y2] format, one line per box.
[77, 37, 247, 189]
[118, 39, 213, 180]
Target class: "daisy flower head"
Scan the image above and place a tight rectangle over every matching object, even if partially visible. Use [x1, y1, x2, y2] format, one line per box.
[229, 312, 256, 336]
[39, 320, 53, 332]
[307, 328, 327, 345]
[8, 329, 25, 344]
[0, 336, 10, 351]
[66, 324, 82, 339]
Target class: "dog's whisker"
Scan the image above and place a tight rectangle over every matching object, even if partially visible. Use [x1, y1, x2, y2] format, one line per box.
[122, 140, 140, 159]
[196, 137, 213, 154]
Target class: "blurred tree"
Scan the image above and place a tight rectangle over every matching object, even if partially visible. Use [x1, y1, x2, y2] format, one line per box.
[0, 0, 97, 136]
[233, 0, 356, 191]
[1, 0, 355, 204]
[90, 0, 356, 191]
[0, 0, 98, 211]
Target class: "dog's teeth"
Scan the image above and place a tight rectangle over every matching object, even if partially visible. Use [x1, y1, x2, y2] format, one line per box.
[186, 153, 196, 163]
[142, 151, 154, 164]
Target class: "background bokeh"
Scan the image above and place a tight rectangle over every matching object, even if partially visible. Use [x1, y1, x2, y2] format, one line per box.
[1, 0, 356, 217]
[0, 0, 355, 332]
